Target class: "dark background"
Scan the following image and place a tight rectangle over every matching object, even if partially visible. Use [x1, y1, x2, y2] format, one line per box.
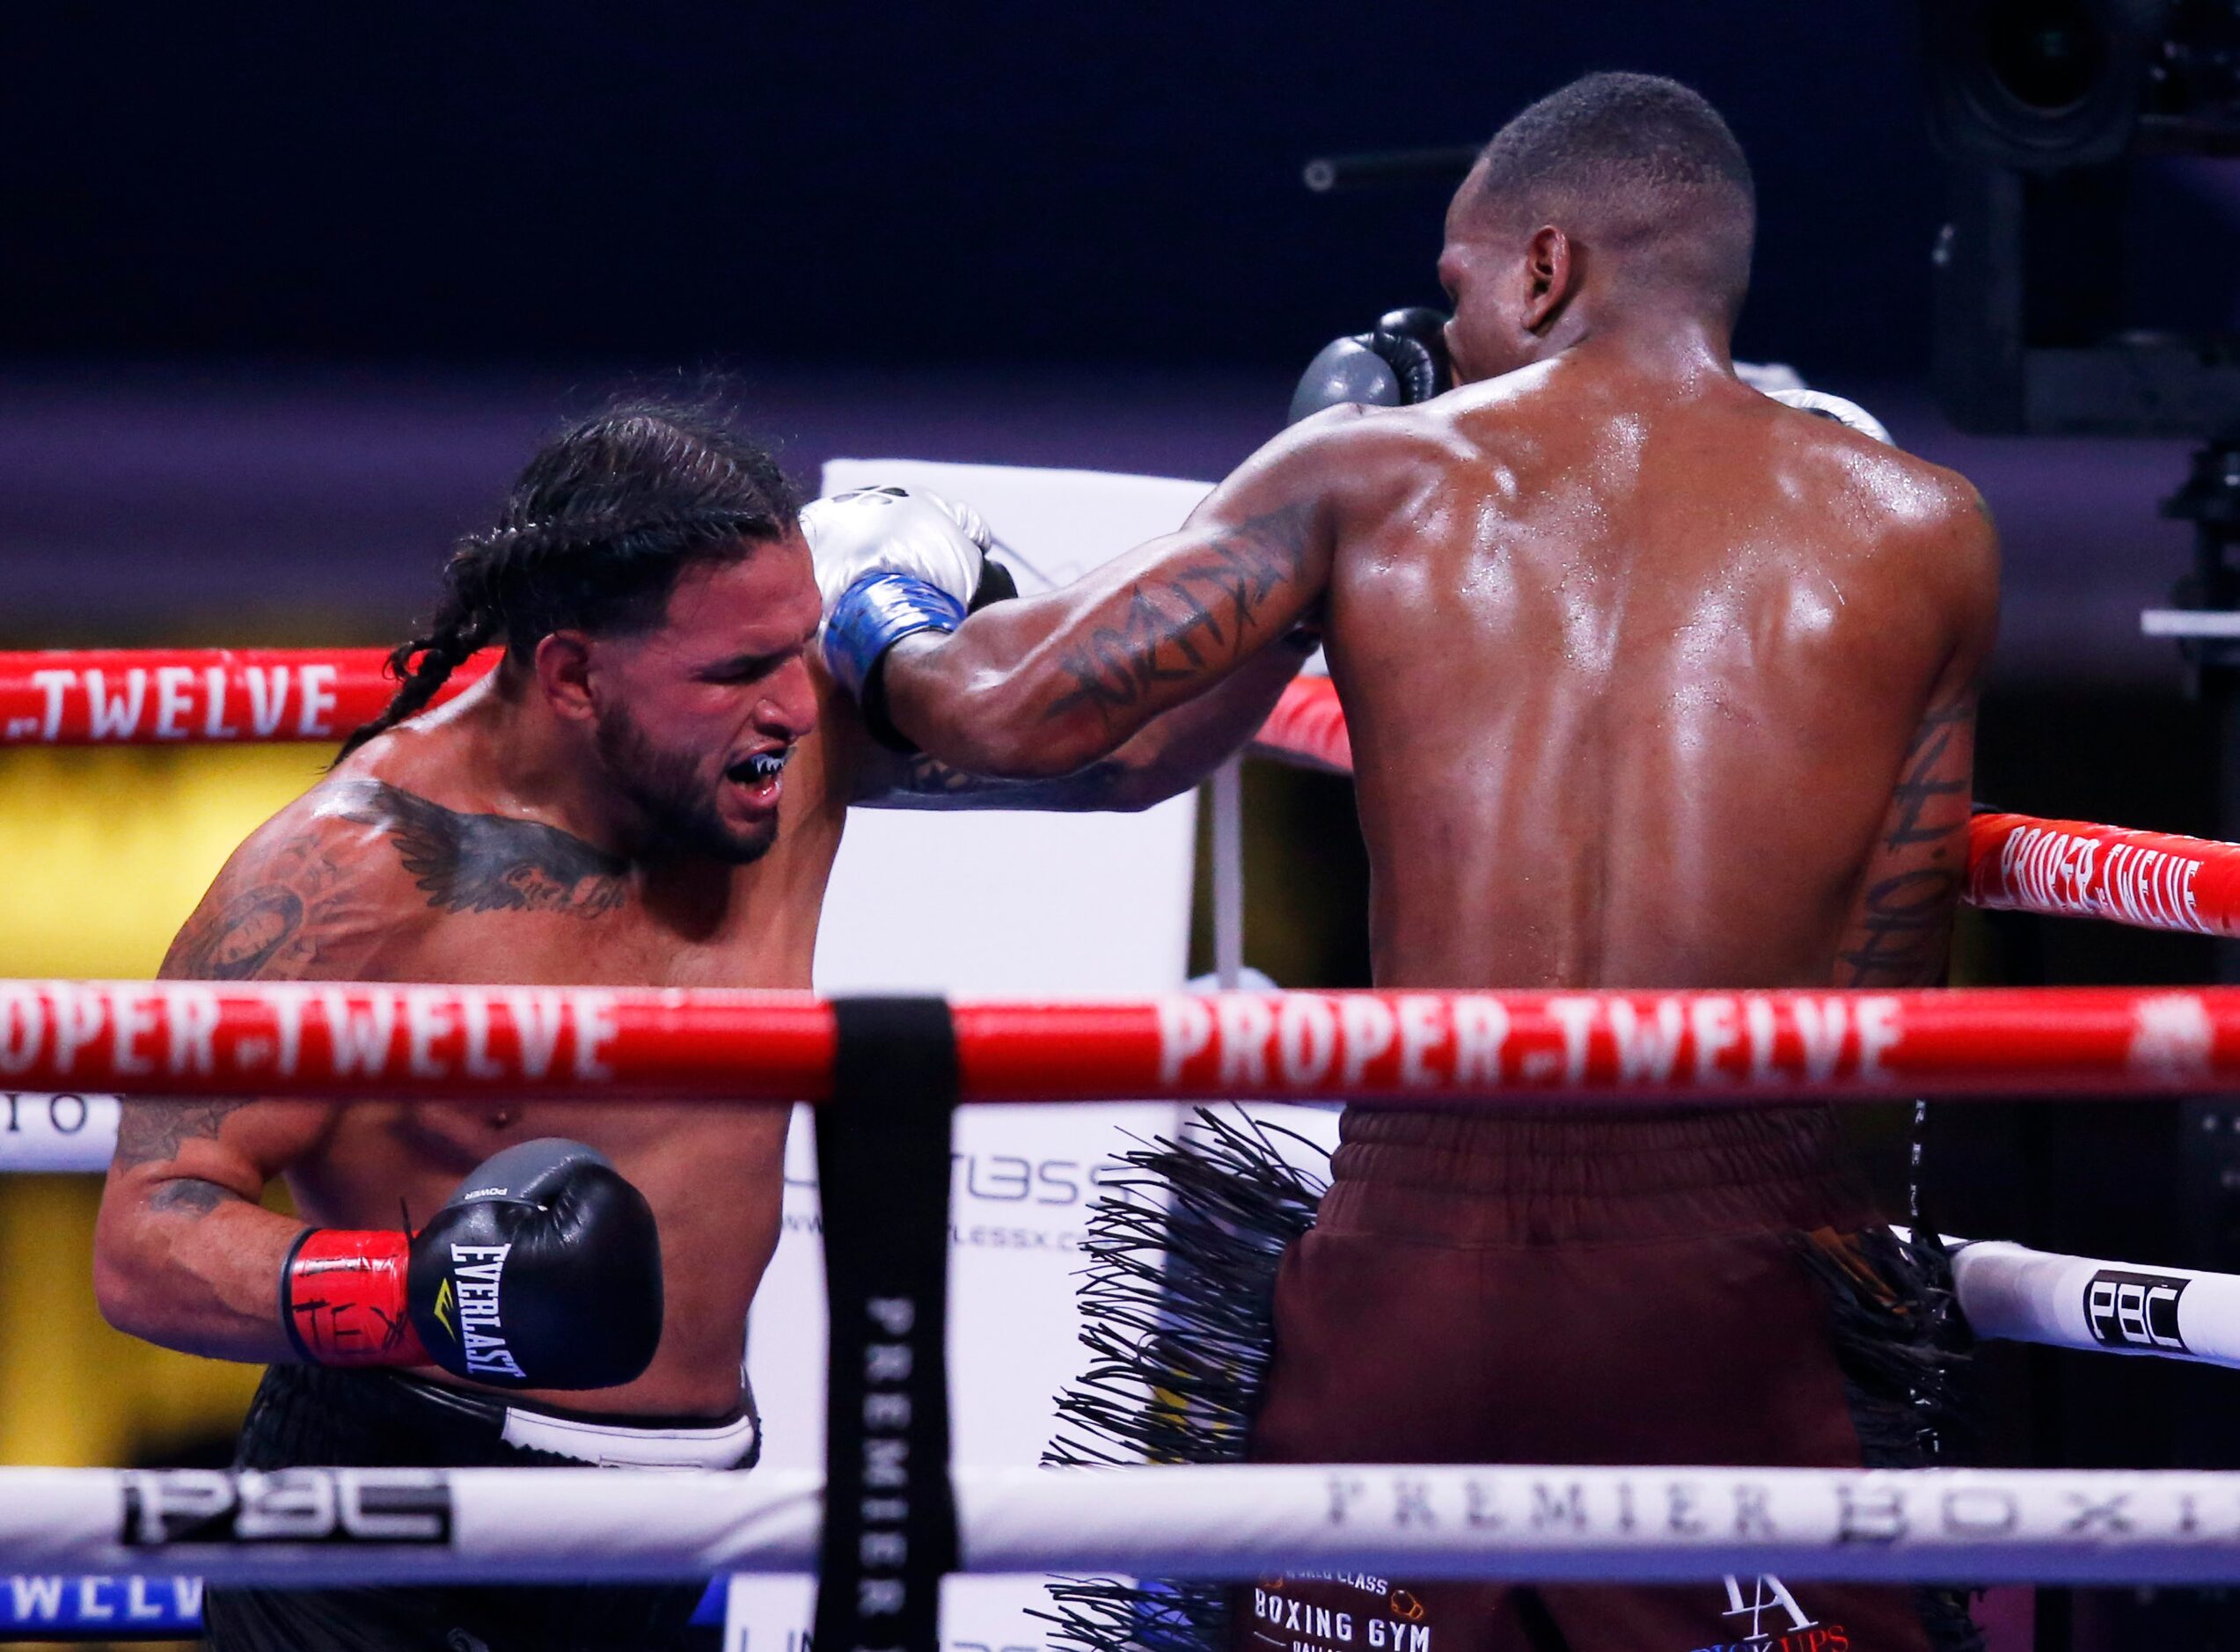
[7, 4, 2240, 1646]
[3, 0, 2229, 686]
[7, 3, 1945, 370]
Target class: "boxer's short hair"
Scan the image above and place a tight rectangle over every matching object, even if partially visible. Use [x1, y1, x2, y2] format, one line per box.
[1475, 72, 1755, 311]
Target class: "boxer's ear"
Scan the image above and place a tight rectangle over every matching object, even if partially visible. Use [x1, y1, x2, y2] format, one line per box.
[1520, 224, 1575, 334]
[532, 631, 598, 727]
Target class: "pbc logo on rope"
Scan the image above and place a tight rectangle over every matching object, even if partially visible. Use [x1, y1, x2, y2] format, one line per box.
[2084, 1269, 2190, 1353]
[121, 1468, 453, 1546]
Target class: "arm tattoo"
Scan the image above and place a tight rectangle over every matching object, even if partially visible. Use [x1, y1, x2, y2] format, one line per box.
[148, 1178, 231, 1216]
[1043, 502, 1314, 727]
[1837, 696, 1974, 987]
[333, 779, 627, 917]
[132, 837, 348, 1194]
[876, 749, 1135, 811]
[113, 1098, 251, 1171]
[165, 837, 352, 980]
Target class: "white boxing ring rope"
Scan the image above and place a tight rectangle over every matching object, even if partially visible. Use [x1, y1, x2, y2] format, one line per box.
[1931, 1232, 2240, 1367]
[11, 1463, 2240, 1588]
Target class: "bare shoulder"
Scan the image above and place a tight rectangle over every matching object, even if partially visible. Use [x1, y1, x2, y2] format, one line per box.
[1859, 443, 1998, 596]
[1263, 391, 1497, 531]
[162, 784, 419, 982]
[1771, 405, 1990, 536]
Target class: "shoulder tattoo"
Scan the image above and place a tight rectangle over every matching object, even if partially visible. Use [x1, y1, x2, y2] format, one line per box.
[113, 1100, 251, 1173]
[165, 835, 355, 981]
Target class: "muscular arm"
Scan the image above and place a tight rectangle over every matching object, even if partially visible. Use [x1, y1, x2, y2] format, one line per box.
[1833, 493, 2001, 988]
[92, 809, 393, 1361]
[854, 632, 1318, 811]
[878, 417, 1359, 779]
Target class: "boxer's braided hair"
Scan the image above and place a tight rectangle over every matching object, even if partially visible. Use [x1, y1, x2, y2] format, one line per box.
[339, 397, 798, 758]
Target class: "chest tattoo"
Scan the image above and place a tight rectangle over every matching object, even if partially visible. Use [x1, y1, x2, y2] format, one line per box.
[333, 780, 629, 917]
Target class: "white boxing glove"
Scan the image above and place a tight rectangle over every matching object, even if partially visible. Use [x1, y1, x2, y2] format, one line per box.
[1765, 386, 1894, 447]
[798, 486, 993, 613]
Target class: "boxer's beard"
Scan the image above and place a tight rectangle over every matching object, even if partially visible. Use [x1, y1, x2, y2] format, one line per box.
[594, 701, 777, 865]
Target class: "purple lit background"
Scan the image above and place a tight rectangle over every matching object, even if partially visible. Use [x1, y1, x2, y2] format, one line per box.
[0, 369, 2214, 690]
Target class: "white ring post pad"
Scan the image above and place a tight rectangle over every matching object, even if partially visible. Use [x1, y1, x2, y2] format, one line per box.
[1937, 1233, 2240, 1367]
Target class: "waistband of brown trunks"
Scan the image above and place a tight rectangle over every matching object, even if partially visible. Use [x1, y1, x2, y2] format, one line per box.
[1319, 1101, 1878, 1245]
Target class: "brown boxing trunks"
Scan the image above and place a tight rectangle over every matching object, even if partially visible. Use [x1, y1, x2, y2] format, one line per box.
[1233, 1103, 1979, 1652]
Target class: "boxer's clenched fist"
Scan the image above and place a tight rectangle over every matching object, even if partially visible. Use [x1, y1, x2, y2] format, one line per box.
[282, 1137, 663, 1391]
[805, 484, 1011, 722]
[1287, 305, 1454, 426]
[801, 486, 991, 611]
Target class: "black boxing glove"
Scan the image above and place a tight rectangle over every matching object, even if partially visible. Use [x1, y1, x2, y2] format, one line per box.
[281, 1137, 663, 1391]
[1286, 306, 1454, 426]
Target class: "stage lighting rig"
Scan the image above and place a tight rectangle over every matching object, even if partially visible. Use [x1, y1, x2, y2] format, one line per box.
[1923, 0, 2240, 436]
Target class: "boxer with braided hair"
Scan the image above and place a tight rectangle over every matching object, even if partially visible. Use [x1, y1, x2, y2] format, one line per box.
[94, 391, 1310, 1652]
[340, 401, 797, 760]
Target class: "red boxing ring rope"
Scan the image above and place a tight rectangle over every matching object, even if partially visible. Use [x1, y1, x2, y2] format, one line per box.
[0, 979, 2233, 1101]
[1967, 810, 2240, 939]
[0, 649, 490, 745]
[6, 649, 2237, 942]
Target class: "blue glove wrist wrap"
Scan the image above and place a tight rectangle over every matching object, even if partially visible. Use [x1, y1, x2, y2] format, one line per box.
[823, 572, 968, 702]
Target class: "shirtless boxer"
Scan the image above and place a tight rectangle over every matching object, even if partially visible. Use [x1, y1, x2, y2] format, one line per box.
[90, 398, 1308, 1652]
[819, 73, 2000, 1652]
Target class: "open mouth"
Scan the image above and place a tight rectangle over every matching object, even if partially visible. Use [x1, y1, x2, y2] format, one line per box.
[725, 747, 793, 802]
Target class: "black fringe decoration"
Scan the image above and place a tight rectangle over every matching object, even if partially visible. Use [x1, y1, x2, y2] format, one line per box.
[1036, 1115, 1987, 1652]
[1794, 1223, 1987, 1652]
[1036, 1107, 1329, 1652]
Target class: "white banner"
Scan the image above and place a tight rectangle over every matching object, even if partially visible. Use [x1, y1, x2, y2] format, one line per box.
[728, 459, 1213, 1651]
[0, 1090, 116, 1171]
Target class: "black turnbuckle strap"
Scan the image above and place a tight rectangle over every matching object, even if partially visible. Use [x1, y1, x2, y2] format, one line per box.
[813, 996, 960, 1652]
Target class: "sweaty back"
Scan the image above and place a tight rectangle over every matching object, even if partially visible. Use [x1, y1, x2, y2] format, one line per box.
[1325, 361, 1976, 990]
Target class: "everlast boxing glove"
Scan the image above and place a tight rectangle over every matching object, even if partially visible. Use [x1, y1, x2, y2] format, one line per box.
[281, 1138, 663, 1391]
[1286, 306, 1454, 426]
[806, 483, 1015, 747]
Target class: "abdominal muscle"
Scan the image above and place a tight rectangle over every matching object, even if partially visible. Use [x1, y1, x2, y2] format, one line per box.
[286, 1098, 793, 1418]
